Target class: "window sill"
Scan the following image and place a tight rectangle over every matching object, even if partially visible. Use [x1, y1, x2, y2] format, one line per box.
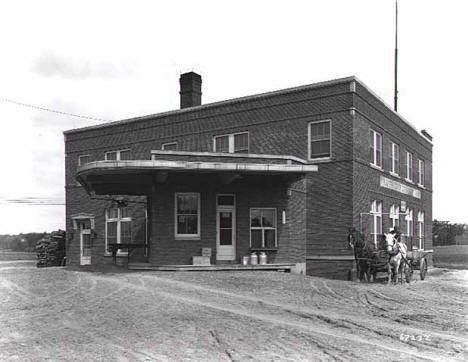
[104, 251, 128, 257]
[308, 156, 331, 163]
[175, 235, 201, 241]
[405, 179, 414, 184]
[250, 248, 278, 252]
[417, 184, 425, 189]
[369, 163, 384, 172]
[389, 171, 400, 178]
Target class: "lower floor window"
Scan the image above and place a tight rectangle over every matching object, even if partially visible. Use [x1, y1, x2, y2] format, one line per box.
[175, 193, 200, 238]
[370, 200, 382, 245]
[106, 207, 132, 253]
[390, 204, 400, 229]
[250, 208, 277, 248]
[417, 211, 425, 249]
[405, 209, 414, 240]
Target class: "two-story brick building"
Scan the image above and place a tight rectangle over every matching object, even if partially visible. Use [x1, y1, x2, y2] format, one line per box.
[64, 72, 432, 279]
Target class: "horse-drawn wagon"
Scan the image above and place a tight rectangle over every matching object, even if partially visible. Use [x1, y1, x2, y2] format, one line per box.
[403, 248, 430, 281]
[347, 227, 430, 284]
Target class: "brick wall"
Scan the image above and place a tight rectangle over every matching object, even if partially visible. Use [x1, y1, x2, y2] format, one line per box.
[352, 85, 433, 265]
[149, 173, 306, 265]
[64, 77, 432, 277]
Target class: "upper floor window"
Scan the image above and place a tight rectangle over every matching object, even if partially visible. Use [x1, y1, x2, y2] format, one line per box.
[162, 142, 178, 151]
[175, 193, 200, 239]
[406, 152, 413, 182]
[213, 132, 249, 153]
[418, 159, 425, 186]
[105, 149, 131, 161]
[308, 120, 331, 159]
[370, 200, 382, 245]
[105, 207, 131, 254]
[369, 129, 382, 168]
[78, 155, 90, 166]
[390, 204, 400, 228]
[250, 208, 277, 248]
[391, 142, 399, 175]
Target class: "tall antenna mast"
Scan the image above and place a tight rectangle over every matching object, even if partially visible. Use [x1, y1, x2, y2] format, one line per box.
[394, 0, 399, 112]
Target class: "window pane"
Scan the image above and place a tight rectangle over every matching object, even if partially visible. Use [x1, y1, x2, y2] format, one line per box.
[376, 150, 382, 167]
[107, 221, 117, 251]
[78, 155, 90, 166]
[219, 212, 232, 228]
[162, 143, 177, 151]
[186, 215, 198, 234]
[311, 140, 330, 158]
[121, 221, 132, 244]
[264, 230, 276, 248]
[250, 209, 261, 227]
[262, 209, 275, 227]
[215, 136, 229, 153]
[177, 194, 198, 214]
[220, 229, 232, 245]
[234, 133, 249, 153]
[376, 216, 382, 235]
[82, 234, 92, 256]
[251, 230, 262, 248]
[177, 215, 187, 234]
[119, 150, 131, 160]
[310, 122, 330, 139]
[106, 152, 117, 160]
[79, 219, 91, 230]
[217, 195, 234, 206]
[376, 133, 382, 152]
[177, 215, 198, 235]
[120, 207, 130, 218]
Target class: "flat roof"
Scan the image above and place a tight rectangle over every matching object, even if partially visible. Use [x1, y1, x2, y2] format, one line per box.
[63, 75, 431, 144]
[64, 76, 355, 135]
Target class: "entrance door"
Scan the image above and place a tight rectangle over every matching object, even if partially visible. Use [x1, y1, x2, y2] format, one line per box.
[78, 220, 92, 265]
[216, 195, 236, 261]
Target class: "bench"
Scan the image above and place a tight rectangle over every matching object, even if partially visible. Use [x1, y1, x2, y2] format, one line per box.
[107, 243, 148, 266]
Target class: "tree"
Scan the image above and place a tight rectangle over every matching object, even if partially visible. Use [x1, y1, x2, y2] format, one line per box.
[433, 220, 467, 246]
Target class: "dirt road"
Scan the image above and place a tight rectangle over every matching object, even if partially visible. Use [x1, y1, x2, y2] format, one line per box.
[0, 260, 466, 361]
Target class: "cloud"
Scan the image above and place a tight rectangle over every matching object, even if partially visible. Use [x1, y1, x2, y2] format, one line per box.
[33, 53, 132, 79]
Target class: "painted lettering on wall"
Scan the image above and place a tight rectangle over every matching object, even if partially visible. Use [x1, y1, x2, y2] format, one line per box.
[380, 176, 421, 199]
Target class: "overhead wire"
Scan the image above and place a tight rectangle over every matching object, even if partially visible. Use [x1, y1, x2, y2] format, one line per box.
[0, 97, 110, 206]
[0, 96, 111, 122]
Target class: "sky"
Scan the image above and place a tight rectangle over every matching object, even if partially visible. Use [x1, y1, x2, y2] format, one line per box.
[0, 0, 467, 234]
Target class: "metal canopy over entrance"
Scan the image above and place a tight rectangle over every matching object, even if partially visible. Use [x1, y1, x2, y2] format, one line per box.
[75, 152, 318, 195]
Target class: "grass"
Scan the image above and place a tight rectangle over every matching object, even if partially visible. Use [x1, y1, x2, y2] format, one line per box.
[0, 250, 36, 261]
[433, 245, 468, 269]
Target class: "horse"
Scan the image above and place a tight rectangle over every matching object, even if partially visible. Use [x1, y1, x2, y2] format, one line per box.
[383, 232, 408, 285]
[347, 228, 377, 282]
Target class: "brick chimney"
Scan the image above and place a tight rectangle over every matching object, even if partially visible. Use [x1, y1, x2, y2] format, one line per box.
[179, 72, 202, 109]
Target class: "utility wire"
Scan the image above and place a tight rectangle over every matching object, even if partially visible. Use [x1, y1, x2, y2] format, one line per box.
[0, 197, 65, 206]
[0, 96, 111, 122]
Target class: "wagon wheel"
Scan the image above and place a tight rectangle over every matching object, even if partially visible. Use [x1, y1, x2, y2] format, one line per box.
[403, 262, 413, 283]
[420, 257, 428, 280]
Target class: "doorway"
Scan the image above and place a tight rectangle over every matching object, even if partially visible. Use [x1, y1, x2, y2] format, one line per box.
[78, 219, 92, 265]
[216, 194, 236, 261]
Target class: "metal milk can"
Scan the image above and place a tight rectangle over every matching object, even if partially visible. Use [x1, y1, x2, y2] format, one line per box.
[250, 252, 258, 265]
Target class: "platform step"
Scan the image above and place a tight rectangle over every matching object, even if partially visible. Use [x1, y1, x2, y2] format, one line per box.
[215, 260, 237, 265]
[128, 263, 294, 272]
